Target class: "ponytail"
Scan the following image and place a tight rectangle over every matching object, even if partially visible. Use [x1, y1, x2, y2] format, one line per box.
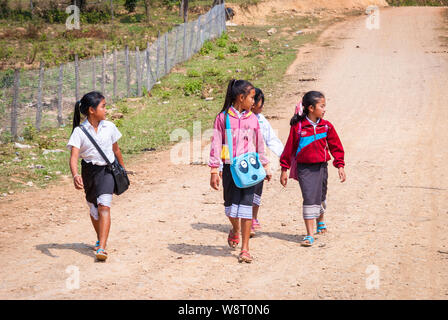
[71, 91, 105, 133]
[290, 91, 325, 126]
[72, 101, 82, 133]
[220, 79, 254, 114]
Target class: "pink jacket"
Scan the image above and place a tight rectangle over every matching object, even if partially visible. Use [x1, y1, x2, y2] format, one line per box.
[209, 107, 269, 169]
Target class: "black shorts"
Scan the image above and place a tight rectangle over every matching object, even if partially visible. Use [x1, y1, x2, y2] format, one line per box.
[222, 164, 255, 219]
[81, 160, 115, 208]
[297, 162, 328, 220]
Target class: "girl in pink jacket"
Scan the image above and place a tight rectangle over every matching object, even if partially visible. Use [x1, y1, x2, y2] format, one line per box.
[209, 79, 270, 263]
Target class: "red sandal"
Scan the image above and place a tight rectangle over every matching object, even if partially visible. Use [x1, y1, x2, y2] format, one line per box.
[238, 250, 253, 263]
[227, 229, 240, 248]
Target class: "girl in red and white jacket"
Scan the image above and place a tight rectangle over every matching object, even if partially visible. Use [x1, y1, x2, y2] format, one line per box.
[280, 91, 346, 247]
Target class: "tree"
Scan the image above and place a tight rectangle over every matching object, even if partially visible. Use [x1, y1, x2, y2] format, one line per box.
[144, 0, 151, 24]
[182, 0, 189, 22]
[124, 0, 137, 13]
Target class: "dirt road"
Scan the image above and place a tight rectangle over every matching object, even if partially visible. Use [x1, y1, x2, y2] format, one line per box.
[1, 6, 448, 299]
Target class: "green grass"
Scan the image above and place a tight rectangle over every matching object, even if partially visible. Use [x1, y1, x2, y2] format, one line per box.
[386, 0, 448, 5]
[0, 9, 347, 195]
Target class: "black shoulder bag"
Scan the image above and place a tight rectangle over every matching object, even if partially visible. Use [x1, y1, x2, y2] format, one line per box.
[79, 125, 130, 195]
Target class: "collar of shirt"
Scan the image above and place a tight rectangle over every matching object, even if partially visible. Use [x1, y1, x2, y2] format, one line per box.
[82, 119, 106, 132]
[230, 106, 247, 119]
[306, 116, 320, 127]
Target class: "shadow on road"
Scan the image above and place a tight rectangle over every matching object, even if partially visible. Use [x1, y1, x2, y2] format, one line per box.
[35, 243, 95, 258]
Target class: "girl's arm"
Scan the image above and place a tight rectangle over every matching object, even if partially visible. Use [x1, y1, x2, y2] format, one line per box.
[209, 114, 224, 190]
[255, 121, 271, 181]
[263, 118, 284, 158]
[326, 124, 345, 169]
[112, 142, 125, 169]
[279, 124, 298, 170]
[69, 147, 83, 189]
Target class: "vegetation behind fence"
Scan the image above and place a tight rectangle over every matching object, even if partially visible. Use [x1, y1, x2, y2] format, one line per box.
[0, 3, 226, 141]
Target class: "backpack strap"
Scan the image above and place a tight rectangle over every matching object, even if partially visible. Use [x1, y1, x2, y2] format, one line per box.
[79, 125, 112, 167]
[225, 112, 234, 162]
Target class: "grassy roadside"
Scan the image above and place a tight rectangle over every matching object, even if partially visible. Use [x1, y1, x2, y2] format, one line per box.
[0, 9, 359, 197]
[386, 0, 448, 5]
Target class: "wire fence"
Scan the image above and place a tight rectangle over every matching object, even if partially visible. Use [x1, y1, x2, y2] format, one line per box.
[0, 3, 226, 140]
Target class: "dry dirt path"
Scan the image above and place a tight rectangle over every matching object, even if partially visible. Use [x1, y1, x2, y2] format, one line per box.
[1, 6, 448, 299]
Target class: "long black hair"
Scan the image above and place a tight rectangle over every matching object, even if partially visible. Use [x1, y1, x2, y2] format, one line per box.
[290, 91, 325, 126]
[220, 79, 254, 113]
[72, 91, 105, 132]
[254, 87, 264, 108]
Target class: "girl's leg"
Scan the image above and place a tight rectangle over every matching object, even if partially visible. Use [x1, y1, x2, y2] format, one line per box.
[304, 219, 314, 237]
[240, 218, 252, 252]
[252, 205, 259, 220]
[228, 217, 240, 233]
[90, 214, 100, 240]
[317, 213, 327, 233]
[97, 205, 111, 250]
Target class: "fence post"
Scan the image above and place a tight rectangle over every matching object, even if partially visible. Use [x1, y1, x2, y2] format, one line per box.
[172, 27, 180, 69]
[156, 31, 160, 80]
[92, 56, 96, 90]
[57, 64, 64, 127]
[136, 46, 142, 96]
[36, 61, 44, 131]
[164, 33, 168, 75]
[10, 69, 19, 141]
[146, 42, 154, 91]
[125, 45, 130, 97]
[195, 16, 202, 53]
[113, 48, 117, 99]
[75, 54, 80, 102]
[101, 46, 106, 95]
[182, 22, 187, 60]
[188, 22, 194, 58]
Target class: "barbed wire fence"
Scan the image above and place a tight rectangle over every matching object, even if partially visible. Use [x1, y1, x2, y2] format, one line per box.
[0, 3, 226, 141]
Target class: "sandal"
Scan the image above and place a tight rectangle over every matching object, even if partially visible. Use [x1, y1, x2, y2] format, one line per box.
[252, 219, 261, 230]
[93, 240, 100, 251]
[227, 229, 240, 248]
[96, 248, 108, 261]
[238, 250, 253, 263]
[301, 235, 314, 247]
[316, 222, 327, 234]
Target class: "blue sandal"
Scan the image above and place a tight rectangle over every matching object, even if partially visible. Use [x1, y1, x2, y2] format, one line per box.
[316, 222, 327, 234]
[96, 248, 108, 261]
[301, 235, 314, 247]
[94, 240, 100, 250]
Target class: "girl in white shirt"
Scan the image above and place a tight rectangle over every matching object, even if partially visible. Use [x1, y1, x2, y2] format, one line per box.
[67, 91, 125, 261]
[250, 88, 284, 236]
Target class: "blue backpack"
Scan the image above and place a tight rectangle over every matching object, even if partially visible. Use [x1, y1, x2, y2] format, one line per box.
[225, 112, 266, 188]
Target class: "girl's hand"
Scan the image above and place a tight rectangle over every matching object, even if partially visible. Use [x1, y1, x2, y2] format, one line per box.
[210, 173, 220, 190]
[280, 170, 288, 187]
[219, 171, 222, 179]
[265, 173, 272, 182]
[73, 175, 84, 189]
[338, 167, 346, 183]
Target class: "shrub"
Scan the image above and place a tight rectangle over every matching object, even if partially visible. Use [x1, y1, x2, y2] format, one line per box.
[187, 69, 201, 77]
[228, 43, 238, 53]
[216, 38, 227, 48]
[184, 79, 202, 96]
[199, 40, 213, 55]
[216, 52, 225, 60]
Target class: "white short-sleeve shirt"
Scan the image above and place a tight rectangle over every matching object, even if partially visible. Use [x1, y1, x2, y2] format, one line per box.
[67, 119, 122, 166]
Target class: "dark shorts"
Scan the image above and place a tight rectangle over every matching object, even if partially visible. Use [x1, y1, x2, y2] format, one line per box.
[222, 164, 254, 219]
[297, 162, 328, 220]
[81, 160, 115, 208]
[253, 180, 264, 206]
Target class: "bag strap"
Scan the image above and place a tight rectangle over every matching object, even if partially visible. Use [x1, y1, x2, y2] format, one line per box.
[225, 112, 234, 162]
[79, 125, 112, 166]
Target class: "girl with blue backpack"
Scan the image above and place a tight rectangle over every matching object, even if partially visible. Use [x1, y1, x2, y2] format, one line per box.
[209, 79, 271, 263]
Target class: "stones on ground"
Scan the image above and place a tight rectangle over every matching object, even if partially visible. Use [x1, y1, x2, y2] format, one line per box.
[42, 149, 64, 155]
[267, 28, 277, 36]
[14, 143, 32, 149]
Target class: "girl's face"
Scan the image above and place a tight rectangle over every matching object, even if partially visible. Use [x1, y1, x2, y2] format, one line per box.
[252, 99, 263, 114]
[309, 97, 326, 119]
[236, 88, 255, 112]
[89, 99, 107, 121]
